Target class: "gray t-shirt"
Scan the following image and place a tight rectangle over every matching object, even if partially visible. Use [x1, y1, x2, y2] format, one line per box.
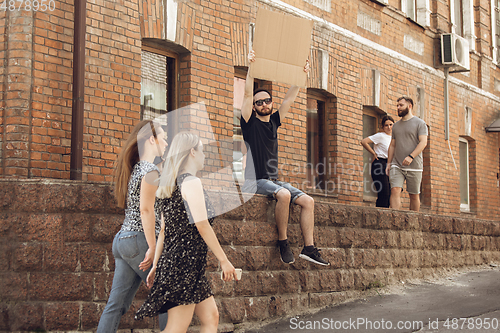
[391, 116, 428, 171]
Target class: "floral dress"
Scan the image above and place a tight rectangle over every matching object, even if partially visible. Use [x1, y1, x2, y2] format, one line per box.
[135, 173, 215, 319]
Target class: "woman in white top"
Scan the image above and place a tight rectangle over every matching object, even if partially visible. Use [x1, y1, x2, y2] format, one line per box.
[361, 115, 395, 208]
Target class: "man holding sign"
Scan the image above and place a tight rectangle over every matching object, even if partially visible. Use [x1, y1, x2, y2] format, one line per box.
[240, 50, 329, 266]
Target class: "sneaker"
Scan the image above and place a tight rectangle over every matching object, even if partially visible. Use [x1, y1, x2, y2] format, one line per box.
[278, 240, 295, 264]
[299, 246, 330, 266]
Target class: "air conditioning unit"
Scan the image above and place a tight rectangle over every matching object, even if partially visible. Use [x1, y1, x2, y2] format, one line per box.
[440, 33, 470, 71]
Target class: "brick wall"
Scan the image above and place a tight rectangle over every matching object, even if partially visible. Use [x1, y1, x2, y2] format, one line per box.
[1, 180, 499, 332]
[82, 0, 143, 182]
[0, 0, 499, 217]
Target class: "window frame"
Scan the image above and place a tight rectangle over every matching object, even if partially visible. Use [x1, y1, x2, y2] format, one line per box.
[362, 107, 383, 201]
[459, 137, 470, 212]
[450, 0, 475, 51]
[492, 0, 500, 64]
[141, 44, 179, 113]
[400, 0, 431, 27]
[306, 90, 328, 192]
[401, 0, 417, 21]
[452, 0, 464, 37]
[140, 43, 180, 144]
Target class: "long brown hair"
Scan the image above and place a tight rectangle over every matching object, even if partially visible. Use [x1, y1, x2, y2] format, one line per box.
[114, 120, 161, 208]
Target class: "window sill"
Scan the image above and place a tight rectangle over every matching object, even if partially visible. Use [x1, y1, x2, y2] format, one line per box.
[363, 195, 377, 203]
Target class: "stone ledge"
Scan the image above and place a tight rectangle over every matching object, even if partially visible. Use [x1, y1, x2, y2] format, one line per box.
[0, 181, 499, 332]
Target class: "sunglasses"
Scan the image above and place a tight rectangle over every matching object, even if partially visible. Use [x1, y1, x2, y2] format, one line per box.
[254, 98, 272, 106]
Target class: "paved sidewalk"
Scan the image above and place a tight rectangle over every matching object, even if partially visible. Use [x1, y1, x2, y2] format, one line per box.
[244, 266, 500, 333]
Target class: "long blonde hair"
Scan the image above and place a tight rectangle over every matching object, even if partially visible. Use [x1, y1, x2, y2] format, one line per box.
[114, 120, 162, 208]
[157, 131, 200, 198]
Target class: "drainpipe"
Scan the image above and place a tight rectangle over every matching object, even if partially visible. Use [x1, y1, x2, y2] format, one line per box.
[70, 0, 86, 180]
[444, 67, 449, 140]
[444, 67, 458, 169]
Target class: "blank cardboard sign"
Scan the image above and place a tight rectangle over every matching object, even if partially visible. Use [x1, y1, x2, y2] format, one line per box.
[250, 7, 313, 87]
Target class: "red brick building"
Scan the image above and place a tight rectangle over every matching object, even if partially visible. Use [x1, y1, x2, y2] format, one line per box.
[1, 0, 499, 219]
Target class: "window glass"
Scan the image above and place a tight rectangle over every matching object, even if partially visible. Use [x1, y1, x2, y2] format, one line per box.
[459, 138, 469, 211]
[496, 0, 500, 61]
[406, 0, 416, 21]
[306, 98, 325, 189]
[232, 76, 246, 182]
[141, 50, 169, 121]
[454, 0, 464, 36]
[141, 48, 178, 150]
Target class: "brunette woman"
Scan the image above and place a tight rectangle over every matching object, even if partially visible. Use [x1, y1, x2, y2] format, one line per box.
[97, 120, 168, 332]
[361, 115, 395, 208]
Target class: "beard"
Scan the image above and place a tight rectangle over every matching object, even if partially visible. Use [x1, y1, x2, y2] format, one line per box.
[398, 106, 409, 118]
[255, 105, 273, 117]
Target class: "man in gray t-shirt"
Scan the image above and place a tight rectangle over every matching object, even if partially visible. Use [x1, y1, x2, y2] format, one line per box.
[385, 96, 428, 211]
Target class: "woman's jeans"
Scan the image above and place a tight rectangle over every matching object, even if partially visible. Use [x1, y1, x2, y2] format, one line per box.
[371, 158, 391, 208]
[96, 230, 168, 332]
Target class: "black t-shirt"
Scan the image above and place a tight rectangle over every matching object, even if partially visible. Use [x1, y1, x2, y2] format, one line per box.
[240, 112, 281, 180]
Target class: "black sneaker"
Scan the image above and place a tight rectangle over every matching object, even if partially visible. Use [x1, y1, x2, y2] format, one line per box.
[278, 240, 295, 264]
[299, 246, 330, 266]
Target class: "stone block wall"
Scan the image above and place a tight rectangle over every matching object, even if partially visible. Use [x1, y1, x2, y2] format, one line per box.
[0, 180, 499, 332]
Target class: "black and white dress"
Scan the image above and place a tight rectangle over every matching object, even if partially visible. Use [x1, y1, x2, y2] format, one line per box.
[135, 173, 215, 319]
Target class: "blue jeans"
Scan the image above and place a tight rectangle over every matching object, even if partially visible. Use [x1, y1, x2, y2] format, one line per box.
[96, 230, 168, 332]
[243, 179, 305, 204]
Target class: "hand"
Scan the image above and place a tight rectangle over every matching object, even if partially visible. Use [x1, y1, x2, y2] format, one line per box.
[248, 49, 256, 63]
[372, 154, 378, 162]
[303, 59, 310, 74]
[402, 156, 413, 167]
[146, 267, 156, 289]
[385, 165, 391, 176]
[139, 247, 154, 271]
[220, 260, 236, 282]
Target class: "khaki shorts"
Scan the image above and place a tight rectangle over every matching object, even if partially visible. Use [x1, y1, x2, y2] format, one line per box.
[389, 167, 422, 194]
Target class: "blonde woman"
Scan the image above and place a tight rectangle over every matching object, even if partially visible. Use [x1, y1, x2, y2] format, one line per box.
[135, 132, 237, 333]
[97, 120, 168, 332]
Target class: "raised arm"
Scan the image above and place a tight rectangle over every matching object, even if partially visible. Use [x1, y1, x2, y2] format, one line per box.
[278, 59, 310, 121]
[241, 50, 256, 123]
[181, 177, 237, 281]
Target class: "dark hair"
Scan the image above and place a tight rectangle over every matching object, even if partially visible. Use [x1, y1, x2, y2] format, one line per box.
[381, 115, 395, 127]
[253, 88, 272, 98]
[114, 120, 161, 208]
[397, 96, 413, 107]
